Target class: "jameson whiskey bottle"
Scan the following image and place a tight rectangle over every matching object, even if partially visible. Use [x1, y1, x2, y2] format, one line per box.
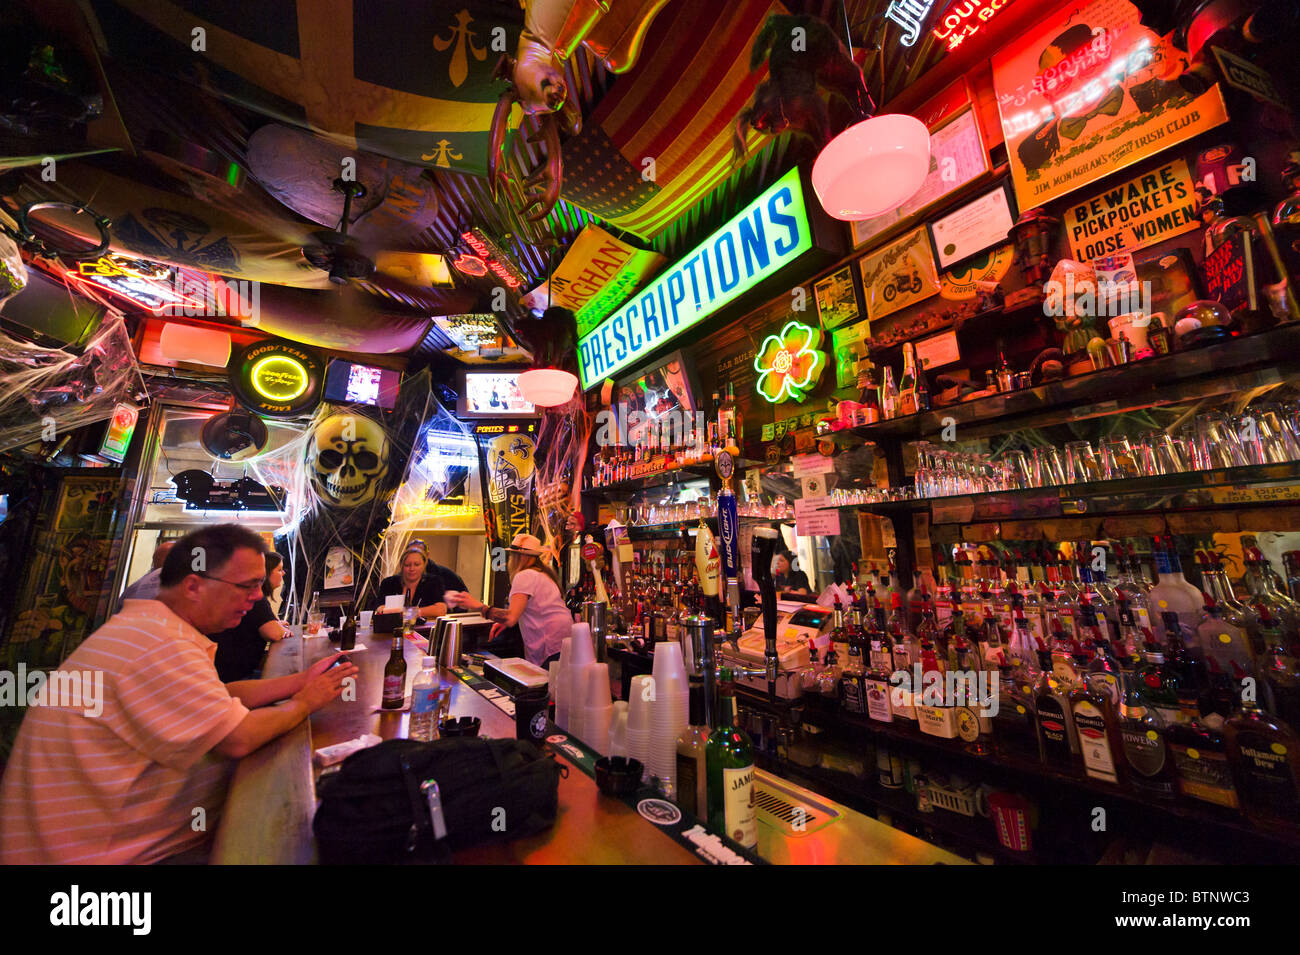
[1225, 699, 1300, 827]
[706, 670, 757, 849]
[381, 631, 408, 709]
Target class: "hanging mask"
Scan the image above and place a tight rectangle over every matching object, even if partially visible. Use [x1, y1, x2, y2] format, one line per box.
[307, 412, 390, 507]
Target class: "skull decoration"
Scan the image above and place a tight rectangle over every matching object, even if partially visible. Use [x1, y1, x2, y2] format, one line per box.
[307, 412, 390, 507]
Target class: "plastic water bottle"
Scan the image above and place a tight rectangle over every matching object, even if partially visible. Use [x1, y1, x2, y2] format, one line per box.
[410, 657, 440, 741]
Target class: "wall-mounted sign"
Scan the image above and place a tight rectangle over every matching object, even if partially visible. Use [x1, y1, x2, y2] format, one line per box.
[852, 105, 988, 248]
[522, 225, 667, 337]
[98, 402, 139, 464]
[859, 227, 941, 321]
[577, 167, 813, 389]
[1212, 46, 1285, 108]
[1063, 158, 1199, 261]
[886, 0, 939, 46]
[928, 184, 1016, 269]
[939, 244, 1016, 300]
[993, 0, 1229, 213]
[931, 0, 1015, 53]
[457, 228, 525, 289]
[228, 338, 324, 418]
[814, 264, 860, 331]
[753, 321, 828, 404]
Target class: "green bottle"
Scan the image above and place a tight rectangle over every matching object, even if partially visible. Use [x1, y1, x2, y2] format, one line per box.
[706, 668, 757, 850]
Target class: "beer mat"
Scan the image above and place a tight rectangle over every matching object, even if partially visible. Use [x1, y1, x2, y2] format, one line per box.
[372, 696, 411, 713]
[537, 725, 766, 866]
[451, 667, 515, 716]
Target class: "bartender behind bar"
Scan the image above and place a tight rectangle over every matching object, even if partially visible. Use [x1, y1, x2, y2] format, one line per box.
[373, 541, 448, 627]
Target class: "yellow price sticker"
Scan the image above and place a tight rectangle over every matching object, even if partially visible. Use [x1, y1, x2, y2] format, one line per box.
[1188, 748, 1200, 760]
[1219, 633, 1232, 644]
[1147, 730, 1159, 741]
[1273, 743, 1288, 756]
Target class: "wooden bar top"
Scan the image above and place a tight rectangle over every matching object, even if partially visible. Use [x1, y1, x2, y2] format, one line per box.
[212, 632, 968, 865]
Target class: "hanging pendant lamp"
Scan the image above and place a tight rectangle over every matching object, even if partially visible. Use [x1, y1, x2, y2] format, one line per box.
[812, 113, 931, 220]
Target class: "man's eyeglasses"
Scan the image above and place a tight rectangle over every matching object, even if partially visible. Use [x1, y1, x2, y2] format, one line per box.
[196, 572, 264, 594]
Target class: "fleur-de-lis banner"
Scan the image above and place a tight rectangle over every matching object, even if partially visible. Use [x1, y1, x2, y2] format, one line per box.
[88, 0, 524, 175]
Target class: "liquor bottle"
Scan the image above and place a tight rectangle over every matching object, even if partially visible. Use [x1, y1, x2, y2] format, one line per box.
[382, 631, 408, 709]
[1070, 657, 1125, 784]
[915, 641, 957, 739]
[869, 602, 895, 675]
[837, 619, 868, 716]
[879, 366, 900, 420]
[1035, 648, 1079, 769]
[1118, 664, 1177, 799]
[829, 596, 849, 665]
[1259, 609, 1300, 729]
[993, 663, 1040, 760]
[706, 669, 757, 849]
[1225, 698, 1300, 827]
[1284, 551, 1300, 607]
[860, 373, 881, 424]
[1164, 690, 1240, 809]
[898, 343, 920, 416]
[340, 607, 357, 651]
[675, 682, 711, 818]
[1197, 593, 1256, 678]
[816, 638, 841, 699]
[1242, 545, 1300, 648]
[1199, 550, 1260, 643]
[952, 642, 993, 756]
[718, 382, 741, 456]
[1079, 603, 1122, 706]
[1148, 537, 1205, 634]
[1137, 637, 1182, 727]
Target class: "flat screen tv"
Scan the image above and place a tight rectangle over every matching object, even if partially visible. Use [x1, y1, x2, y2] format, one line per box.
[614, 351, 696, 420]
[457, 369, 536, 417]
[323, 360, 401, 409]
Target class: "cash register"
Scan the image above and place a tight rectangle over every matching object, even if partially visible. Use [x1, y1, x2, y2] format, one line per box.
[716, 599, 835, 699]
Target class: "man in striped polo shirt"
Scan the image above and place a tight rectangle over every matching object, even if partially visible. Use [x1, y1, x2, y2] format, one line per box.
[0, 524, 357, 864]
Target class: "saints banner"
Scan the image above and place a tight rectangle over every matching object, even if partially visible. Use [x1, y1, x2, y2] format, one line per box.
[476, 428, 537, 551]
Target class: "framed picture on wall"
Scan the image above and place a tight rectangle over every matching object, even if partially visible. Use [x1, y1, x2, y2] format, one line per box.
[927, 182, 1017, 271]
[813, 264, 861, 331]
[858, 227, 942, 322]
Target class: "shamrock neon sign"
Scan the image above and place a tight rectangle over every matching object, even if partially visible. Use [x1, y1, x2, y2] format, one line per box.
[753, 321, 827, 404]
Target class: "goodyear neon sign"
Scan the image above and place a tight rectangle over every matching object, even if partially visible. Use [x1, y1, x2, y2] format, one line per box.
[577, 167, 812, 390]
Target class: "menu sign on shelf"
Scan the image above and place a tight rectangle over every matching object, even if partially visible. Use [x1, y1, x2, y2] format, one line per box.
[1201, 232, 1256, 313]
[993, 0, 1229, 213]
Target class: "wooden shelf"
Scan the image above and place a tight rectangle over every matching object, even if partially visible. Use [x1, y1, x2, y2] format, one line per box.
[837, 325, 1300, 443]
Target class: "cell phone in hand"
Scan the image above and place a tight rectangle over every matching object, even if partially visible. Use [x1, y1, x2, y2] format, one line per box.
[323, 654, 350, 671]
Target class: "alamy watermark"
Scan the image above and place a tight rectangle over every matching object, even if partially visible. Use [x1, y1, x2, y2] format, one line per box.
[0, 665, 104, 718]
[594, 402, 708, 451]
[888, 665, 999, 717]
[1043, 273, 1152, 320]
[157, 275, 260, 324]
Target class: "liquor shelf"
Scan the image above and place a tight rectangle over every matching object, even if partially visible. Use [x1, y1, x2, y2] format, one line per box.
[754, 690, 1300, 864]
[836, 325, 1300, 444]
[586, 464, 715, 498]
[830, 460, 1300, 524]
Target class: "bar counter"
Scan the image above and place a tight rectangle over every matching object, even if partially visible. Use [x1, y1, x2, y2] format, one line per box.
[211, 634, 967, 865]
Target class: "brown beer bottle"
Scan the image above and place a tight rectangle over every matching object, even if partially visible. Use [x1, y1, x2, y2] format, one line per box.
[382, 631, 408, 709]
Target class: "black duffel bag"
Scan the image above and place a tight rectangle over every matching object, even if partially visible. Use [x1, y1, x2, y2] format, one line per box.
[313, 737, 564, 864]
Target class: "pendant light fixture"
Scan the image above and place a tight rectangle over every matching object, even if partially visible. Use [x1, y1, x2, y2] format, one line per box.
[517, 246, 578, 408]
[811, 5, 932, 221]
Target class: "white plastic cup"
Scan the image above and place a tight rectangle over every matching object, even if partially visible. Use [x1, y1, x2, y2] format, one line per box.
[359, 610, 373, 631]
[569, 623, 594, 665]
[652, 642, 689, 699]
[626, 727, 651, 778]
[627, 675, 654, 733]
[555, 638, 573, 730]
[585, 664, 611, 708]
[585, 704, 612, 757]
[609, 701, 629, 757]
[567, 663, 593, 741]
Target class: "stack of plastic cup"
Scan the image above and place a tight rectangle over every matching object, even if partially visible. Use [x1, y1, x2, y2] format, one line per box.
[648, 642, 690, 797]
[626, 675, 654, 780]
[608, 701, 629, 757]
[566, 624, 595, 743]
[554, 638, 573, 731]
[583, 663, 613, 756]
